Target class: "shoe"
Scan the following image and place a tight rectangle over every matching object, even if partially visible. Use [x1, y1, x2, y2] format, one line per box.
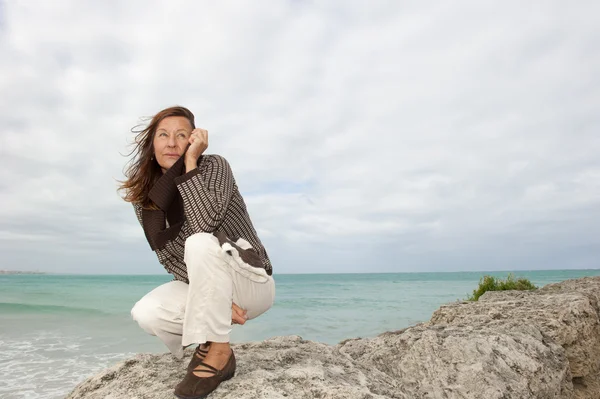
[174, 350, 236, 399]
[186, 344, 210, 373]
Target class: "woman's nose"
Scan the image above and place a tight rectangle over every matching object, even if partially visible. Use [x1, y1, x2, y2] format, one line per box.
[167, 135, 176, 147]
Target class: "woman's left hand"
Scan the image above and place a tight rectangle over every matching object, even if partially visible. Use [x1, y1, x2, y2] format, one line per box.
[232, 302, 248, 325]
[185, 128, 208, 171]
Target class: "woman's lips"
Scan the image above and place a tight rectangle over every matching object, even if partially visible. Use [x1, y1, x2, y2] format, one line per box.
[165, 154, 180, 158]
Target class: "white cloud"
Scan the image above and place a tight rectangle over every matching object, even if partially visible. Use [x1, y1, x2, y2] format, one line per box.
[1, 0, 599, 274]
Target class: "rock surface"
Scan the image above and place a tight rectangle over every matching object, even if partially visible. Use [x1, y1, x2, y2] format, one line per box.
[67, 276, 600, 399]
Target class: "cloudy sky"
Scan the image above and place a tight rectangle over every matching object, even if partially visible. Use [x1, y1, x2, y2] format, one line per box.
[1, 1, 599, 275]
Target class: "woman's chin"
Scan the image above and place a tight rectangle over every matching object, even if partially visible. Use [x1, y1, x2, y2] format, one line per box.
[158, 158, 178, 171]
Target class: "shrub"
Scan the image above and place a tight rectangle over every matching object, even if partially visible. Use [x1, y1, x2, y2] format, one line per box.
[466, 273, 537, 301]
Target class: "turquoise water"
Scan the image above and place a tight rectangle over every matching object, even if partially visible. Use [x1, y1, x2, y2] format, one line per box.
[1, 269, 600, 398]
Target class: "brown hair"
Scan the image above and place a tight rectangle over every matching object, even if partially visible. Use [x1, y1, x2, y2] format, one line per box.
[119, 106, 195, 208]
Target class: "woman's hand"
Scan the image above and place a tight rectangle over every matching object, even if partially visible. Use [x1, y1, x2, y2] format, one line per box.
[232, 302, 248, 325]
[185, 128, 208, 172]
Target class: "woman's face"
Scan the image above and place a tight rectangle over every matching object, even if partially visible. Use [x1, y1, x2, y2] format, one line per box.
[153, 116, 192, 173]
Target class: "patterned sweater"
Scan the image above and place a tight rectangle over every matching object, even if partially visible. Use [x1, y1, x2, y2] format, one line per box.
[133, 154, 272, 282]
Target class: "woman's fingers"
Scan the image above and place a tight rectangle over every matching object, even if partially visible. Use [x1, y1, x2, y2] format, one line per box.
[188, 129, 208, 152]
[235, 304, 248, 318]
[233, 303, 247, 318]
[232, 308, 246, 325]
[232, 303, 248, 325]
[185, 128, 209, 164]
[232, 312, 246, 325]
[190, 128, 208, 144]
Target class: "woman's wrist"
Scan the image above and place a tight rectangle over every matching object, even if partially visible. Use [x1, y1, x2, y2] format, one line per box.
[185, 158, 198, 173]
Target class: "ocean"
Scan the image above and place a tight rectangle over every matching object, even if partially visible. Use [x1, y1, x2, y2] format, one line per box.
[1, 269, 599, 399]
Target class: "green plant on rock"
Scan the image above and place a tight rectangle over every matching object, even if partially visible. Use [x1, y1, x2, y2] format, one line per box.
[466, 273, 537, 301]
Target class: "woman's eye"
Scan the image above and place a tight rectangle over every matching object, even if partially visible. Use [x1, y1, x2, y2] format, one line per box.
[158, 132, 167, 137]
[178, 133, 187, 138]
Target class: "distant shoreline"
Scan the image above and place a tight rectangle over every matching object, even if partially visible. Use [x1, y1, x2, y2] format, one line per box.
[0, 270, 46, 275]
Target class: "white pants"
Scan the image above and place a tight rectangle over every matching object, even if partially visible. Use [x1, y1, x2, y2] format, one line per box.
[131, 233, 275, 359]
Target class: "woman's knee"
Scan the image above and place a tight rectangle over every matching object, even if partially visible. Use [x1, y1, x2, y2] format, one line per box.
[185, 232, 219, 249]
[184, 233, 221, 264]
[131, 297, 161, 334]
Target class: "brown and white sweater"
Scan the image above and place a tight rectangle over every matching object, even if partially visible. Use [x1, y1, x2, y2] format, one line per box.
[133, 154, 272, 282]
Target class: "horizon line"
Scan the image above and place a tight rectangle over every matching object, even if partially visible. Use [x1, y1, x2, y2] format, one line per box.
[2, 268, 599, 276]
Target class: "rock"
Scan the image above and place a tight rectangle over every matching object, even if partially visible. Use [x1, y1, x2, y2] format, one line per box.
[430, 276, 600, 398]
[67, 336, 381, 399]
[67, 276, 600, 399]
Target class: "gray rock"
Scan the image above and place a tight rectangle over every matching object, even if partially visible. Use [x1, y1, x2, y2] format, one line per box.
[67, 276, 600, 399]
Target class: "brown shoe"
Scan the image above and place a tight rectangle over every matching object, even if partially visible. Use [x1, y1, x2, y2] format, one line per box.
[186, 344, 210, 373]
[174, 350, 236, 399]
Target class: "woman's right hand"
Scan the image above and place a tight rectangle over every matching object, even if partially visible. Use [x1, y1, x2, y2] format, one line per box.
[185, 128, 209, 172]
[232, 302, 248, 325]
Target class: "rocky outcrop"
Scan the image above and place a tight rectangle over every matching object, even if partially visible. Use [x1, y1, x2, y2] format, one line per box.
[67, 276, 600, 399]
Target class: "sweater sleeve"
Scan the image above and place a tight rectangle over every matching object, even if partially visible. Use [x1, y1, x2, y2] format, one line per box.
[132, 203, 143, 226]
[173, 155, 234, 233]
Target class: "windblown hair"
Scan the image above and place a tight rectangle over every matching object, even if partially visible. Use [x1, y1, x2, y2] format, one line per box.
[119, 106, 195, 209]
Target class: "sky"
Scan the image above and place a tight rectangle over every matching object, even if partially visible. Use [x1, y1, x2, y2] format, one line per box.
[1, 1, 599, 275]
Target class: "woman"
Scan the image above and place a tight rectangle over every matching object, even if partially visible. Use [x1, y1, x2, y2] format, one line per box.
[120, 106, 275, 398]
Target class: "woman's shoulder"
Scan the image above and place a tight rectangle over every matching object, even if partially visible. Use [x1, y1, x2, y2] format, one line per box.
[201, 153, 228, 162]
[200, 154, 231, 169]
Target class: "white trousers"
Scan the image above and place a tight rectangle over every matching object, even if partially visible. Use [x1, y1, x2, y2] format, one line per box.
[131, 233, 275, 359]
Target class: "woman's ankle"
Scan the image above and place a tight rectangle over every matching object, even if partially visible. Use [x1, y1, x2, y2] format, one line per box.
[208, 342, 231, 354]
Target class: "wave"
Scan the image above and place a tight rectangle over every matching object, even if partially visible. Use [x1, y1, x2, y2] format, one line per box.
[0, 302, 109, 316]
